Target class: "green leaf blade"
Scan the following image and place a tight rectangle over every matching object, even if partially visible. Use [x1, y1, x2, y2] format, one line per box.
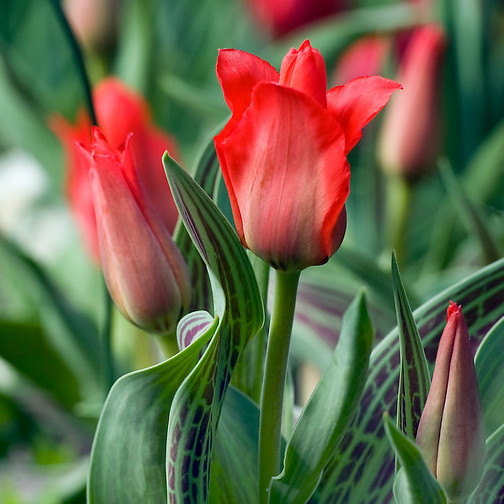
[391, 253, 431, 441]
[383, 415, 447, 504]
[270, 291, 374, 504]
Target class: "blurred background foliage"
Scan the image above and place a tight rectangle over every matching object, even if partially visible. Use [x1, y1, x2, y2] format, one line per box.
[0, 0, 503, 502]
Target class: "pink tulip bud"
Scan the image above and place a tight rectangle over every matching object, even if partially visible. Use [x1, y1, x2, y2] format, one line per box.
[80, 128, 190, 334]
[416, 302, 485, 502]
[378, 24, 446, 178]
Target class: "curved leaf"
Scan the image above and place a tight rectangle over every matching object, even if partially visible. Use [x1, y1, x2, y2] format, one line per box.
[475, 316, 504, 437]
[467, 424, 504, 504]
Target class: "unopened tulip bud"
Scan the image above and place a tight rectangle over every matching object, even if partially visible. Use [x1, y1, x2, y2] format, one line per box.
[80, 128, 191, 334]
[416, 301, 485, 502]
[379, 24, 446, 179]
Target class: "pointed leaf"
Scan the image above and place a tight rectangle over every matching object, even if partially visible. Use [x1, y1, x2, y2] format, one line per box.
[475, 317, 504, 437]
[383, 415, 447, 504]
[270, 291, 373, 504]
[391, 252, 431, 441]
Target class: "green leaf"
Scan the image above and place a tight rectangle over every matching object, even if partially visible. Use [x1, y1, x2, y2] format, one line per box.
[439, 159, 502, 265]
[173, 125, 223, 314]
[0, 0, 93, 120]
[391, 253, 430, 442]
[88, 315, 218, 503]
[314, 258, 504, 504]
[467, 424, 504, 504]
[0, 319, 81, 408]
[0, 235, 101, 391]
[163, 153, 263, 502]
[383, 414, 447, 504]
[269, 291, 373, 504]
[210, 386, 260, 504]
[475, 317, 504, 437]
[88, 154, 263, 503]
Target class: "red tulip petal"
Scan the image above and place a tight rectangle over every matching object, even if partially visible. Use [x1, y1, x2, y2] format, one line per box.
[216, 49, 279, 121]
[215, 82, 348, 270]
[327, 76, 402, 153]
[280, 40, 327, 107]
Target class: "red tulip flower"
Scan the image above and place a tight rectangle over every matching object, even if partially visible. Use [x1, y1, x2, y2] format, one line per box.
[51, 78, 180, 262]
[416, 302, 485, 502]
[214, 40, 401, 271]
[78, 128, 190, 334]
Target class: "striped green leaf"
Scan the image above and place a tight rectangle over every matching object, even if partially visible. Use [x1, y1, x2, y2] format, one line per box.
[173, 130, 222, 314]
[210, 386, 260, 504]
[164, 153, 263, 502]
[269, 291, 373, 504]
[313, 258, 504, 504]
[391, 253, 430, 442]
[383, 415, 447, 504]
[87, 154, 263, 503]
[475, 317, 504, 437]
[468, 424, 504, 504]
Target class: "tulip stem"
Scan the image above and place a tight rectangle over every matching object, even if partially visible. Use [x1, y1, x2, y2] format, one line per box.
[385, 174, 413, 263]
[258, 269, 300, 504]
[155, 331, 180, 359]
[100, 282, 115, 393]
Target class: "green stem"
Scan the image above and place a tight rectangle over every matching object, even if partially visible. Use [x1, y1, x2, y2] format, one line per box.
[258, 269, 300, 504]
[385, 174, 413, 263]
[155, 331, 179, 359]
[100, 280, 115, 393]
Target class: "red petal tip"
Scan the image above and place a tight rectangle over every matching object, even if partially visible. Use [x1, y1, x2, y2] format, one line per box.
[447, 300, 462, 321]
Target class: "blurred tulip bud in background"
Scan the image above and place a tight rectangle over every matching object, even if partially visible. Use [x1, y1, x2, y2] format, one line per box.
[78, 128, 190, 334]
[63, 0, 119, 52]
[378, 24, 446, 179]
[332, 35, 391, 85]
[51, 78, 180, 262]
[246, 0, 347, 37]
[416, 301, 485, 502]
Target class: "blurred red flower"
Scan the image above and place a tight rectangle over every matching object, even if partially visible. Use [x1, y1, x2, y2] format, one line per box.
[51, 78, 180, 262]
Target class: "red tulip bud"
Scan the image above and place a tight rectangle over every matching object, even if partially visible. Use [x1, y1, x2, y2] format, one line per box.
[80, 128, 190, 334]
[416, 302, 485, 502]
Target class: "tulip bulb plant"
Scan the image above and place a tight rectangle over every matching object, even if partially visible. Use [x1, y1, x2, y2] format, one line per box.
[1, 2, 504, 504]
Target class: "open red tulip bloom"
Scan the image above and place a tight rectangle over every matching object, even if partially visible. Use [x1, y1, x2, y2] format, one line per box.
[214, 40, 401, 271]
